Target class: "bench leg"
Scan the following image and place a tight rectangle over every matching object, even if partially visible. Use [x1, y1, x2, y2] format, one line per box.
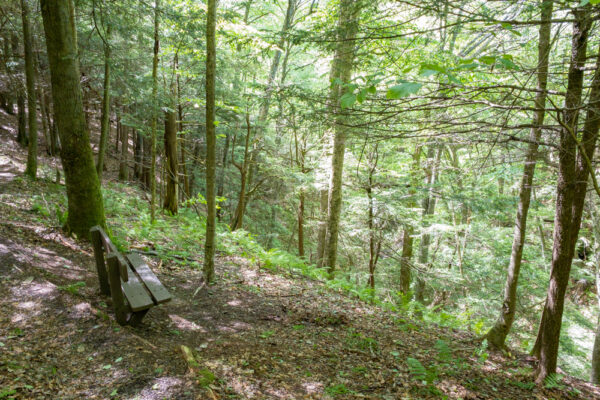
[106, 254, 129, 326]
[128, 309, 149, 326]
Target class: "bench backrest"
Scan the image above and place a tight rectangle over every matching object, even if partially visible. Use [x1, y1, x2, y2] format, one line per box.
[90, 226, 128, 283]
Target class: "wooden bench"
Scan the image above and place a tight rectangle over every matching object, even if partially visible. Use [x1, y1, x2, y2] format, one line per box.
[90, 226, 171, 326]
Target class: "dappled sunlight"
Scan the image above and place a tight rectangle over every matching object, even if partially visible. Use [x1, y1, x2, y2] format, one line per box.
[301, 380, 324, 394]
[11, 280, 57, 299]
[124, 377, 184, 400]
[69, 302, 93, 319]
[169, 314, 207, 332]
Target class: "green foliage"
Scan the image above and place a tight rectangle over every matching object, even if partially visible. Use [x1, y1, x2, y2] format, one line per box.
[324, 383, 352, 396]
[196, 368, 216, 388]
[544, 373, 565, 390]
[58, 281, 86, 295]
[386, 81, 422, 99]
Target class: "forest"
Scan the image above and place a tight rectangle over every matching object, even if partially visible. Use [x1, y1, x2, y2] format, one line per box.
[1, 0, 600, 398]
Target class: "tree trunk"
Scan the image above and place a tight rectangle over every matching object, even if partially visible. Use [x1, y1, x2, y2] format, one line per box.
[40, 0, 106, 238]
[316, 188, 328, 267]
[297, 189, 305, 257]
[203, 0, 217, 283]
[231, 113, 252, 231]
[323, 0, 361, 276]
[95, 25, 111, 180]
[118, 125, 129, 181]
[414, 145, 442, 303]
[533, 10, 593, 383]
[216, 132, 229, 221]
[150, 0, 160, 222]
[399, 145, 422, 295]
[485, 0, 553, 349]
[142, 133, 151, 189]
[163, 105, 178, 214]
[17, 90, 27, 146]
[22, 0, 37, 179]
[134, 130, 142, 180]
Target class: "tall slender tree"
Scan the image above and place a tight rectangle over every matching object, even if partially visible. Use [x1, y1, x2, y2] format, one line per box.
[95, 17, 112, 181]
[203, 0, 217, 283]
[485, 0, 553, 349]
[323, 0, 361, 275]
[40, 0, 106, 238]
[150, 0, 160, 222]
[21, 0, 37, 178]
[533, 8, 594, 383]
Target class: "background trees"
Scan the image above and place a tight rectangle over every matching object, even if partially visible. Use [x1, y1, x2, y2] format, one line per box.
[2, 0, 600, 383]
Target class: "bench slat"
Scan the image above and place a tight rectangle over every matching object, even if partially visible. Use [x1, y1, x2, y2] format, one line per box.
[126, 253, 172, 305]
[117, 255, 154, 311]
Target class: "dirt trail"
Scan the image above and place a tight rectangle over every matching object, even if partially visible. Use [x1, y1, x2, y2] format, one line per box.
[1, 108, 600, 399]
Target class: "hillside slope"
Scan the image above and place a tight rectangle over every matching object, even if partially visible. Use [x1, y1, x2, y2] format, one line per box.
[1, 109, 599, 399]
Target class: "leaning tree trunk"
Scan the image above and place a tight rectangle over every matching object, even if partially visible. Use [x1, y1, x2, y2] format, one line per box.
[96, 24, 111, 181]
[40, 0, 106, 238]
[22, 0, 37, 179]
[485, 0, 553, 349]
[203, 0, 217, 283]
[533, 9, 593, 383]
[323, 0, 361, 276]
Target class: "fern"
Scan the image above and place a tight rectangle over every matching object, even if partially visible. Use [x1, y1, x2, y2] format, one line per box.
[406, 357, 428, 382]
[544, 373, 564, 390]
[434, 339, 453, 362]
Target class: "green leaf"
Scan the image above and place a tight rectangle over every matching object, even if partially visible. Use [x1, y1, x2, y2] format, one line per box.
[419, 63, 445, 77]
[386, 82, 422, 99]
[340, 93, 357, 109]
[367, 85, 377, 94]
[579, 0, 590, 5]
[479, 56, 496, 65]
[590, 0, 600, 4]
[103, 364, 112, 370]
[499, 55, 518, 70]
[356, 89, 367, 104]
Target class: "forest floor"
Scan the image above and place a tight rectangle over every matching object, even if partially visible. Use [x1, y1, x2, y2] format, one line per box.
[2, 110, 600, 400]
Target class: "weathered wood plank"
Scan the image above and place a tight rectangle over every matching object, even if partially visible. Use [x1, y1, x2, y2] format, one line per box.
[90, 226, 110, 295]
[120, 258, 154, 312]
[106, 254, 129, 326]
[126, 253, 172, 305]
[90, 225, 128, 282]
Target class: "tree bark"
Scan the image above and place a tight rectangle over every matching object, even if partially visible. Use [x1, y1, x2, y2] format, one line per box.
[203, 0, 217, 283]
[533, 9, 593, 383]
[316, 188, 328, 267]
[163, 101, 178, 214]
[40, 0, 106, 238]
[415, 145, 442, 303]
[118, 125, 129, 181]
[323, 0, 361, 276]
[231, 113, 252, 231]
[399, 144, 422, 295]
[17, 90, 27, 146]
[22, 0, 37, 179]
[150, 0, 160, 222]
[96, 24, 111, 181]
[485, 0, 553, 349]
